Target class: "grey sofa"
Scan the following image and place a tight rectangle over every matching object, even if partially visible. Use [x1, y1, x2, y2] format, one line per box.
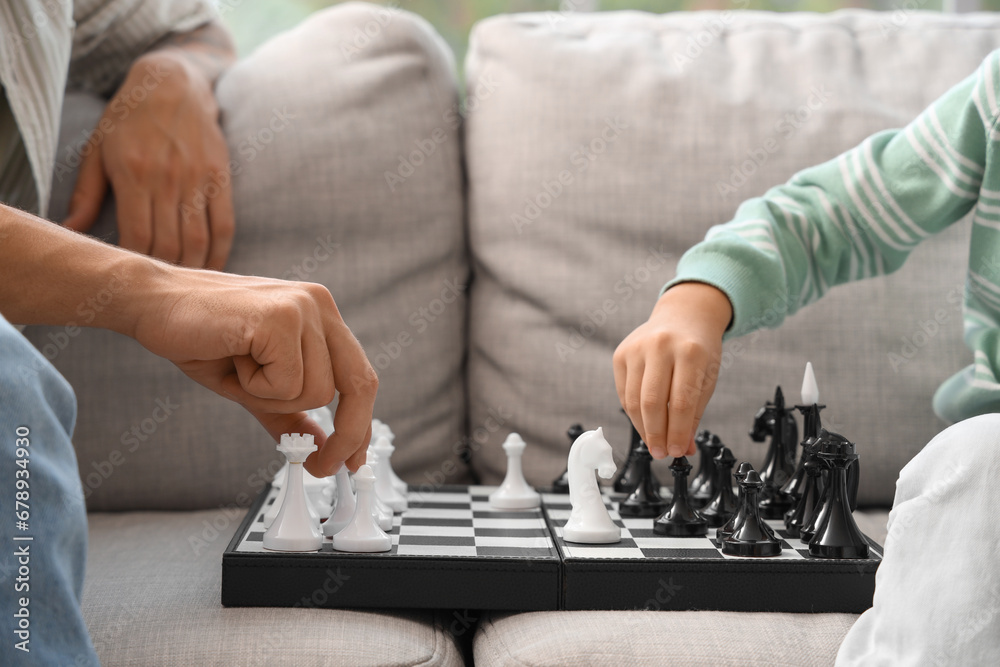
[26, 5, 1000, 665]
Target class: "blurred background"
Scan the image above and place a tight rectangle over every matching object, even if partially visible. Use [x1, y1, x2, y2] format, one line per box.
[220, 0, 995, 66]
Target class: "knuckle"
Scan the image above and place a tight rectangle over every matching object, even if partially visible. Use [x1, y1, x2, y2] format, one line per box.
[639, 393, 665, 413]
[670, 395, 696, 415]
[122, 151, 148, 177]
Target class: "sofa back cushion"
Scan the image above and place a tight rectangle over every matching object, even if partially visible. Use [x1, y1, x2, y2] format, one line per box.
[464, 9, 1000, 505]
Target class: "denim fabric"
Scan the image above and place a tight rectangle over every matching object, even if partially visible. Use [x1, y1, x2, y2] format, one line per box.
[0, 313, 96, 665]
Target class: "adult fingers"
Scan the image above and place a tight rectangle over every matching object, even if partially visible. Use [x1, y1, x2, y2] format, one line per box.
[112, 180, 154, 256]
[205, 172, 235, 271]
[179, 180, 211, 268]
[63, 145, 108, 233]
[151, 188, 182, 263]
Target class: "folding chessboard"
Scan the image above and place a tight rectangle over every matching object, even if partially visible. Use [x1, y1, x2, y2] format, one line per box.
[222, 484, 882, 612]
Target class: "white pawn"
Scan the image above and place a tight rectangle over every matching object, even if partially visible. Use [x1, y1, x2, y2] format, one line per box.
[489, 433, 541, 510]
[371, 435, 408, 512]
[366, 451, 395, 532]
[264, 434, 323, 552]
[323, 465, 356, 537]
[332, 465, 392, 553]
[375, 421, 408, 495]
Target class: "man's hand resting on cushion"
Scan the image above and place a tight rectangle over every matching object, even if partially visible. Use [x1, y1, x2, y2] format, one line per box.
[613, 282, 733, 460]
[64, 23, 237, 270]
[1, 206, 376, 477]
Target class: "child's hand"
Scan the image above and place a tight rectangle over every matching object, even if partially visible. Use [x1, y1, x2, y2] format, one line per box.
[613, 282, 732, 460]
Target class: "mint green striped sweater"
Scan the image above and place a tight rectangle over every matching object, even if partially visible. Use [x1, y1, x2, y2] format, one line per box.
[666, 51, 1000, 425]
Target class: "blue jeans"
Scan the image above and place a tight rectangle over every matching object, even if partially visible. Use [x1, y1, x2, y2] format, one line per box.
[0, 314, 97, 665]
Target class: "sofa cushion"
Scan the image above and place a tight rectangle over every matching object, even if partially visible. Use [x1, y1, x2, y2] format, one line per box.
[463, 9, 1000, 505]
[84, 509, 465, 666]
[28, 1, 469, 510]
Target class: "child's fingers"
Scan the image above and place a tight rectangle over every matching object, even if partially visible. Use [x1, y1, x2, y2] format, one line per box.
[665, 362, 703, 459]
[623, 357, 646, 444]
[639, 359, 671, 459]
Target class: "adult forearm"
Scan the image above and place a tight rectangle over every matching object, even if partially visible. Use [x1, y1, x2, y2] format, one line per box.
[0, 203, 163, 336]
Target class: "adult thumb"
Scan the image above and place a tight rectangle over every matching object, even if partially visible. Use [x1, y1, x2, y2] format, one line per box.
[63, 146, 108, 233]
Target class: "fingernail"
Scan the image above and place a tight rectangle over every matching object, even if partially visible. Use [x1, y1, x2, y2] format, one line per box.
[668, 445, 684, 458]
[650, 446, 666, 459]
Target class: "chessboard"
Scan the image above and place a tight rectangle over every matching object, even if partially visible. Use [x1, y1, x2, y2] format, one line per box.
[223, 483, 882, 613]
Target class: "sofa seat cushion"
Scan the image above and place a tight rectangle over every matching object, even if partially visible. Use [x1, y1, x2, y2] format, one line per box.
[472, 510, 888, 666]
[463, 9, 1000, 505]
[84, 510, 464, 666]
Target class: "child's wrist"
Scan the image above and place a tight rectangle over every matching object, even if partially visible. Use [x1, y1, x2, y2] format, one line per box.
[654, 282, 733, 334]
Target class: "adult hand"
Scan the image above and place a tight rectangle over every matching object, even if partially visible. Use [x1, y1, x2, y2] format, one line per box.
[613, 282, 732, 460]
[128, 266, 378, 477]
[64, 51, 235, 270]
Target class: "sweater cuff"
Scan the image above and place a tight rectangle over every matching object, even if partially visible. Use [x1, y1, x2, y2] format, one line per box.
[662, 249, 790, 342]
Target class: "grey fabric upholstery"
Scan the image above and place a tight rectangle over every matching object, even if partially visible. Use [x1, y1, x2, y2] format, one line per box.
[464, 9, 1000, 505]
[27, 1, 470, 511]
[84, 510, 465, 666]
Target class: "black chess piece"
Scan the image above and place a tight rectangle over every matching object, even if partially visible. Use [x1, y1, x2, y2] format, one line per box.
[722, 469, 782, 557]
[613, 418, 661, 494]
[551, 424, 584, 493]
[785, 445, 822, 537]
[700, 446, 738, 528]
[782, 402, 825, 503]
[808, 431, 870, 559]
[618, 445, 669, 518]
[752, 387, 798, 519]
[716, 461, 755, 541]
[653, 457, 707, 537]
[799, 429, 836, 543]
[688, 430, 713, 496]
[691, 435, 723, 508]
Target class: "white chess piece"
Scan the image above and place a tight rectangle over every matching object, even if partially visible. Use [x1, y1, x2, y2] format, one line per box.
[263, 434, 323, 552]
[366, 451, 394, 532]
[323, 466, 356, 537]
[264, 461, 323, 527]
[489, 433, 541, 510]
[562, 427, 621, 544]
[375, 421, 408, 495]
[332, 465, 392, 553]
[371, 435, 408, 512]
[802, 361, 820, 405]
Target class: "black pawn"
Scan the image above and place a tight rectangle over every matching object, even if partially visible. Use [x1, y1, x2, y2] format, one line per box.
[551, 424, 584, 493]
[653, 457, 707, 537]
[722, 470, 782, 557]
[691, 435, 724, 509]
[618, 446, 669, 518]
[785, 448, 822, 537]
[688, 430, 713, 496]
[613, 420, 660, 494]
[700, 446, 739, 528]
[808, 432, 870, 559]
[716, 461, 755, 541]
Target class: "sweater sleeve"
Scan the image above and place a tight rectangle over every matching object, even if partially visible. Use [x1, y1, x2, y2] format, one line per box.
[665, 51, 1000, 341]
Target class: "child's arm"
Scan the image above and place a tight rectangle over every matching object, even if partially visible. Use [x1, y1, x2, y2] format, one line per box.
[617, 51, 1000, 457]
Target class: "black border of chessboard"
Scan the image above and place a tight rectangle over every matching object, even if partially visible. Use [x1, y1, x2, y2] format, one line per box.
[222, 484, 561, 611]
[541, 493, 883, 612]
[222, 485, 883, 613]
